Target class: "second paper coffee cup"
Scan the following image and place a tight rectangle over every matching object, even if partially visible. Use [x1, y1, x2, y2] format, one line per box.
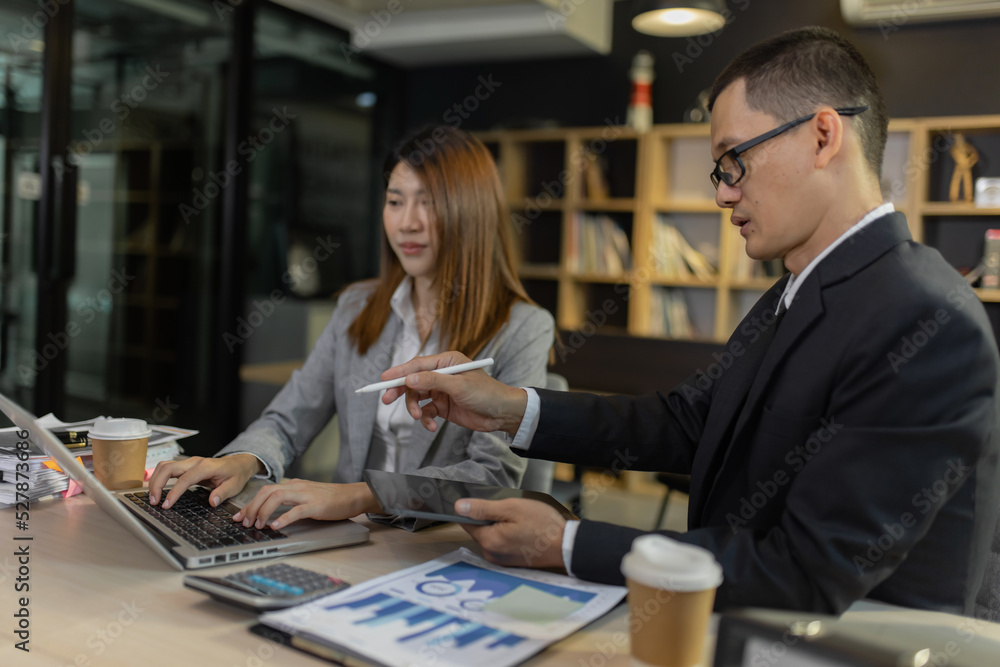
[621, 535, 723, 667]
[89, 417, 152, 491]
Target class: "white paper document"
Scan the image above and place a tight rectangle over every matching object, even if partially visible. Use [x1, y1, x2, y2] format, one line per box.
[261, 547, 627, 667]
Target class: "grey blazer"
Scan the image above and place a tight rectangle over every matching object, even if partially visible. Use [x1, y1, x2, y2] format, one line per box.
[218, 282, 555, 492]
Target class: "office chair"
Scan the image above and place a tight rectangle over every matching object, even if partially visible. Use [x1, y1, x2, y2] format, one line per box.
[652, 471, 691, 530]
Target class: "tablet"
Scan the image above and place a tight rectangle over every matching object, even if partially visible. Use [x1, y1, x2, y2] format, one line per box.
[362, 469, 577, 526]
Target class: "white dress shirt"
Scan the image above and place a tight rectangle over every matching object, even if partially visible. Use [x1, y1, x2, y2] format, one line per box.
[372, 278, 440, 472]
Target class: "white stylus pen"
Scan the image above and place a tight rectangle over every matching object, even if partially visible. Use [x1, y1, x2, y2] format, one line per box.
[354, 358, 495, 394]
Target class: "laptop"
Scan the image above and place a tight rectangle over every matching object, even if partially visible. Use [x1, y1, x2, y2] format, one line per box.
[0, 392, 369, 570]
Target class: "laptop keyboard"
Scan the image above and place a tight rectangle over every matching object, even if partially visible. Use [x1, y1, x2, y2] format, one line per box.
[124, 487, 287, 551]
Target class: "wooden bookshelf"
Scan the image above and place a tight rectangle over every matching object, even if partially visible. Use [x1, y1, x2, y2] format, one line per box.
[481, 114, 1000, 343]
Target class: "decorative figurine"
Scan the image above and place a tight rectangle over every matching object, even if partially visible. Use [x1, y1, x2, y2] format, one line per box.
[949, 133, 979, 203]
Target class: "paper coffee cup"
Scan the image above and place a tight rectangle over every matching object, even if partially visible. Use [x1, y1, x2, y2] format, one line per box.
[89, 418, 152, 491]
[621, 535, 723, 667]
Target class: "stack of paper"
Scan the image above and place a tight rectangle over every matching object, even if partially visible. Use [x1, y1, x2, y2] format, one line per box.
[0, 414, 196, 508]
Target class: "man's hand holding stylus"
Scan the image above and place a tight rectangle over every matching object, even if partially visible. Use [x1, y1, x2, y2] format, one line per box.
[380, 352, 528, 436]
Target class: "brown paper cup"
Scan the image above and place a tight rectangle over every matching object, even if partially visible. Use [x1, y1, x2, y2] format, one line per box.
[625, 578, 716, 667]
[91, 436, 149, 490]
[621, 535, 723, 667]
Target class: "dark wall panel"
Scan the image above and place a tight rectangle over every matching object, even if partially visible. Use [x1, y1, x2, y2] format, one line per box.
[403, 0, 1000, 131]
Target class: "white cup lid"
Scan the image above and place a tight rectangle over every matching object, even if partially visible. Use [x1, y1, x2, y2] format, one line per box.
[621, 535, 723, 592]
[88, 417, 152, 441]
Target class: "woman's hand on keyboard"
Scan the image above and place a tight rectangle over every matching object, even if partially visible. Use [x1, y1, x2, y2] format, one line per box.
[148, 454, 264, 509]
[232, 480, 381, 530]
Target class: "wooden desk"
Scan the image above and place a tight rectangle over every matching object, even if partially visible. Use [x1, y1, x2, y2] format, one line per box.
[4, 494, 1000, 666]
[0, 493, 634, 666]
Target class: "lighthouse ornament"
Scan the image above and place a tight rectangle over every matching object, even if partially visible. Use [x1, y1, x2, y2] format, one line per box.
[628, 50, 654, 133]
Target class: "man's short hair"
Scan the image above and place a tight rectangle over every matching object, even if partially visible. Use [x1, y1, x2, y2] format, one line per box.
[708, 26, 889, 179]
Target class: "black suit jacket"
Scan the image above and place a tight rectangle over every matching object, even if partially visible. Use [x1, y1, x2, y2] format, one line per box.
[528, 213, 1000, 615]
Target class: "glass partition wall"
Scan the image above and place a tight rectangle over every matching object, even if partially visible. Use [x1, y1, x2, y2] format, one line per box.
[0, 0, 383, 451]
[0, 1, 46, 413]
[68, 0, 232, 438]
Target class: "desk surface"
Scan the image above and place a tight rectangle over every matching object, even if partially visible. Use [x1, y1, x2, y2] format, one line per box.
[4, 494, 1000, 666]
[0, 493, 636, 666]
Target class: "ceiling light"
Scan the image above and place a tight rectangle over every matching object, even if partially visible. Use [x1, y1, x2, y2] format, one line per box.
[632, 1, 727, 37]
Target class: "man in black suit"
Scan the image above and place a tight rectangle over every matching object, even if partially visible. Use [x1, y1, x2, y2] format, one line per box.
[382, 27, 1000, 615]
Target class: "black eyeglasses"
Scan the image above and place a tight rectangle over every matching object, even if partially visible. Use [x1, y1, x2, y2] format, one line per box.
[710, 106, 869, 190]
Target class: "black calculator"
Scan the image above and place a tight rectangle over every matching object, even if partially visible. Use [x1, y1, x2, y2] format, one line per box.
[183, 562, 350, 610]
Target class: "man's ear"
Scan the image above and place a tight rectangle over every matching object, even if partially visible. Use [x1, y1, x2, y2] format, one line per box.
[811, 107, 843, 170]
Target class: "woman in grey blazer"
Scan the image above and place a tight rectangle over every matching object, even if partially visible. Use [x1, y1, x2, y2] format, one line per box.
[148, 126, 554, 530]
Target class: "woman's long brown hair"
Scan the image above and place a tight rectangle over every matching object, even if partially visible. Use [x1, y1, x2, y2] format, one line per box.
[348, 126, 535, 357]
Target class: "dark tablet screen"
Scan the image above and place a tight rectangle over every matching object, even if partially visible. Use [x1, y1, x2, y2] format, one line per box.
[363, 469, 577, 526]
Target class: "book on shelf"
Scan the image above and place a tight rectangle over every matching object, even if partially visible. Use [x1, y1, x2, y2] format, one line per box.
[729, 236, 785, 281]
[649, 288, 695, 339]
[651, 216, 716, 280]
[981, 229, 1000, 289]
[570, 213, 632, 275]
[731, 236, 754, 281]
[581, 151, 610, 200]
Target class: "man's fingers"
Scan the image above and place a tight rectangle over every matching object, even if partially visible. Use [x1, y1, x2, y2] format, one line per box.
[403, 387, 429, 420]
[381, 352, 470, 381]
[406, 369, 463, 393]
[455, 498, 500, 522]
[381, 385, 406, 404]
